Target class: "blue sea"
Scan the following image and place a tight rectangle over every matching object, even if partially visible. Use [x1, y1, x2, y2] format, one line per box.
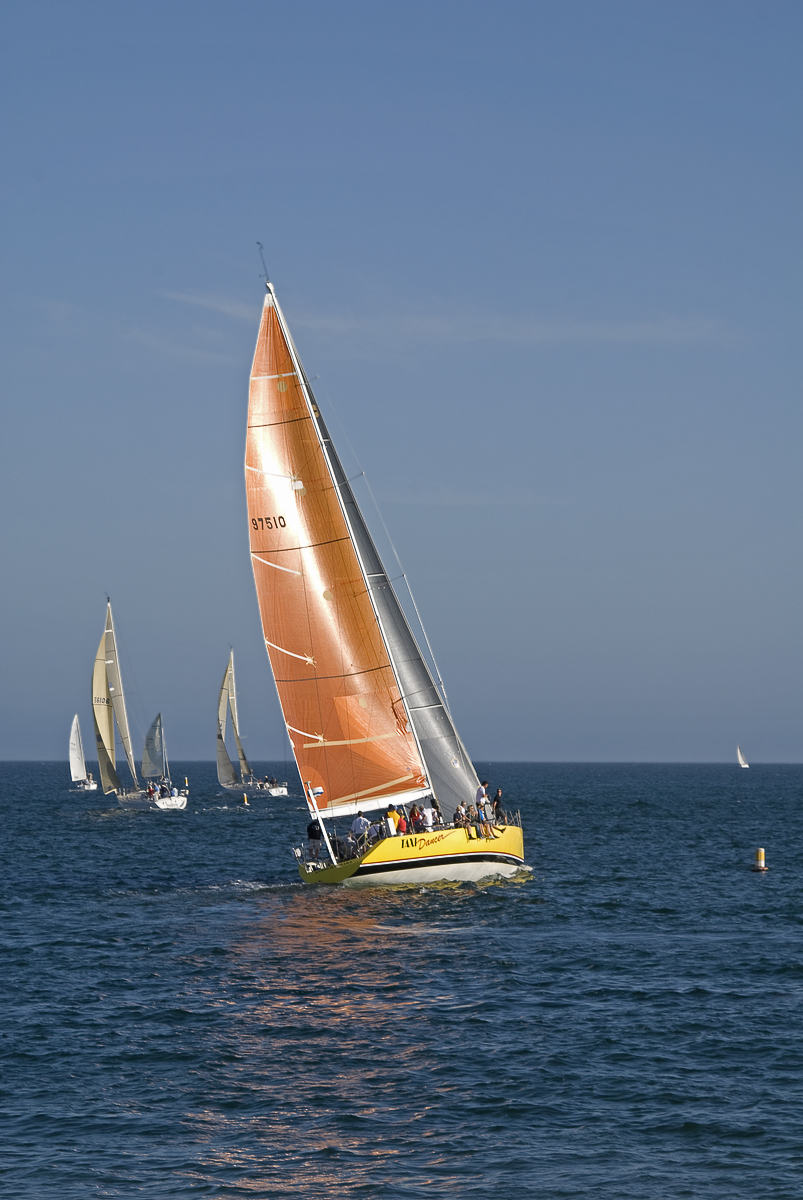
[2, 761, 802, 1198]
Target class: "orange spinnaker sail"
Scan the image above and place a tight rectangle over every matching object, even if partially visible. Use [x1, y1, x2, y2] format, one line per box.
[245, 292, 428, 814]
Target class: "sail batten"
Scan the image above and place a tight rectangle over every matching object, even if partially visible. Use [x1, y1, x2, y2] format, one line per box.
[245, 285, 479, 816]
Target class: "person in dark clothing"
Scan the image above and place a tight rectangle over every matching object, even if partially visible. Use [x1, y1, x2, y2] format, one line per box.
[307, 818, 322, 860]
[492, 788, 504, 824]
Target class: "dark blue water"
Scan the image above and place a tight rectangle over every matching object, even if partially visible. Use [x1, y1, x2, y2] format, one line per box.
[2, 762, 802, 1198]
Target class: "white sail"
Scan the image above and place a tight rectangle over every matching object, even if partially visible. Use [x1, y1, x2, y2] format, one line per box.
[69, 714, 87, 782]
[216, 651, 252, 786]
[228, 654, 252, 782]
[216, 654, 239, 786]
[92, 626, 121, 794]
[142, 713, 168, 779]
[737, 745, 749, 768]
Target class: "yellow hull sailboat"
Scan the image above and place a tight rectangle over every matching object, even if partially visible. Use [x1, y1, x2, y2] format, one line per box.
[295, 821, 525, 887]
[244, 275, 525, 886]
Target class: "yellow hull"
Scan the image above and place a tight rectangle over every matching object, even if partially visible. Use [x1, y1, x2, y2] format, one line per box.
[297, 824, 525, 887]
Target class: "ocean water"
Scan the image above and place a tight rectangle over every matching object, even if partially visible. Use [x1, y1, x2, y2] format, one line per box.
[2, 761, 802, 1199]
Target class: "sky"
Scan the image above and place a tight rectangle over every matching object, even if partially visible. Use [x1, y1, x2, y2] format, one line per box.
[1, 0, 801, 762]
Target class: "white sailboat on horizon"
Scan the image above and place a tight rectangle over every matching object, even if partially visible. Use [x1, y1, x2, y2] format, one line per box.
[737, 745, 749, 769]
[69, 715, 97, 790]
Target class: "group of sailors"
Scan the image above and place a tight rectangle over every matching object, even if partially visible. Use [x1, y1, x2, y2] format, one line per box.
[305, 781, 508, 861]
[146, 778, 178, 799]
[255, 776, 279, 790]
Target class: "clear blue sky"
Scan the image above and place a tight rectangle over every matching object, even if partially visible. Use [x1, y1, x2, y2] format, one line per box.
[1, 1, 801, 761]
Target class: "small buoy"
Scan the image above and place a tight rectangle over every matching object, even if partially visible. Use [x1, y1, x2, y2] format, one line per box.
[752, 847, 768, 872]
[243, 793, 249, 806]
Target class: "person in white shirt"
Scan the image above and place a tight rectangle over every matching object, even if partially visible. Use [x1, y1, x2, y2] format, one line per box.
[351, 811, 371, 841]
[421, 803, 434, 830]
[476, 780, 489, 808]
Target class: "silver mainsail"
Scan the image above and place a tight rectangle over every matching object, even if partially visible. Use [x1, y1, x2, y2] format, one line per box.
[142, 713, 167, 779]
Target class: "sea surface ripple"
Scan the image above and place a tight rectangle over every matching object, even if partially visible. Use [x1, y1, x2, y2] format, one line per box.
[2, 761, 802, 1198]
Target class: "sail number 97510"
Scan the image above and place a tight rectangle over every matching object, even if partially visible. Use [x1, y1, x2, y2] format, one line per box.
[252, 516, 286, 530]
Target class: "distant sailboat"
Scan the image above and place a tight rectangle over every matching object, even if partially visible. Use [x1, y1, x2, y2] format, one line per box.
[216, 651, 287, 796]
[92, 602, 144, 805]
[142, 713, 188, 810]
[737, 745, 749, 769]
[69, 715, 97, 790]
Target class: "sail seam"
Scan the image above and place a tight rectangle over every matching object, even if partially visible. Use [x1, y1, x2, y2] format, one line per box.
[247, 415, 310, 430]
[331, 774, 415, 805]
[274, 665, 391, 684]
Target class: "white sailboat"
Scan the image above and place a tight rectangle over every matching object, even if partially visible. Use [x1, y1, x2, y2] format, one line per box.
[69, 714, 97, 790]
[737, 745, 749, 769]
[244, 278, 524, 885]
[142, 713, 189, 810]
[92, 602, 145, 806]
[216, 650, 287, 796]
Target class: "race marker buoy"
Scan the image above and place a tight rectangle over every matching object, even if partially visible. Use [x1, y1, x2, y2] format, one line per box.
[752, 847, 768, 872]
[243, 793, 249, 806]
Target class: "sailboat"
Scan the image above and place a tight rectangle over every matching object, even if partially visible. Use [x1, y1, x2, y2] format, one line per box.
[69, 714, 97, 790]
[737, 745, 749, 769]
[216, 651, 287, 796]
[142, 713, 189, 810]
[245, 279, 524, 885]
[92, 602, 146, 806]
